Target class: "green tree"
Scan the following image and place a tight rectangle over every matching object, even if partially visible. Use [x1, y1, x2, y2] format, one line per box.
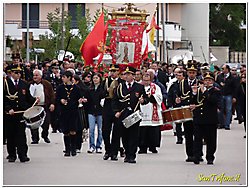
[210, 3, 246, 51]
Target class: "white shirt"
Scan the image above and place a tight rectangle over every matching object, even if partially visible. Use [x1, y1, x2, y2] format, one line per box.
[10, 77, 19, 86]
[126, 80, 135, 89]
[29, 83, 45, 105]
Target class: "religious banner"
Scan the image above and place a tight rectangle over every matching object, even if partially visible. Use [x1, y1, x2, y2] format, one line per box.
[108, 18, 146, 68]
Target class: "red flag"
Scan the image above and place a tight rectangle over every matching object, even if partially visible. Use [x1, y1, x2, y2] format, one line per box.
[80, 12, 105, 66]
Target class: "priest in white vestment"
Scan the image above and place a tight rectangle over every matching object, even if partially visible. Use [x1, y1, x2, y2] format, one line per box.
[138, 72, 163, 154]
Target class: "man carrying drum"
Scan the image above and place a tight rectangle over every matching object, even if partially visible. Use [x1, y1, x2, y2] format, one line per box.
[175, 60, 203, 163]
[190, 72, 221, 165]
[112, 66, 148, 164]
[4, 64, 37, 162]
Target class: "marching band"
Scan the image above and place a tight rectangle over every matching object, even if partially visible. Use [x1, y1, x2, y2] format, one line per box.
[3, 53, 247, 166]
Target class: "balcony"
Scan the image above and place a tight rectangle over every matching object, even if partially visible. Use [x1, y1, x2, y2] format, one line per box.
[158, 22, 182, 42]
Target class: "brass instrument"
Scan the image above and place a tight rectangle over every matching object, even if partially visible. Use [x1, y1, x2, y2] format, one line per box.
[108, 79, 119, 98]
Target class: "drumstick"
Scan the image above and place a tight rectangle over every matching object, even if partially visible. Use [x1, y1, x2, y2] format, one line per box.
[6, 98, 39, 115]
[134, 94, 143, 112]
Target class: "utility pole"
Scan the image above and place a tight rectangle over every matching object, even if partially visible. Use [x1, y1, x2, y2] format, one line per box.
[165, 3, 169, 66]
[61, 3, 65, 50]
[155, 3, 159, 61]
[26, 3, 30, 63]
[161, 3, 166, 63]
[3, 3, 6, 61]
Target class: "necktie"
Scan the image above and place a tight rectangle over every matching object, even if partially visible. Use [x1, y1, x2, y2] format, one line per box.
[128, 83, 131, 91]
[189, 81, 192, 86]
[14, 80, 18, 89]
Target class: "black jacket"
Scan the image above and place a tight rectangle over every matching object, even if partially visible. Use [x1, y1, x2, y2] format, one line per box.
[191, 87, 221, 125]
[112, 81, 149, 120]
[4, 78, 35, 112]
[85, 83, 105, 116]
[216, 73, 237, 97]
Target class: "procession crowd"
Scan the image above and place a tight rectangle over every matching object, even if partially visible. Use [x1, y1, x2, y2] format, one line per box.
[3, 53, 246, 165]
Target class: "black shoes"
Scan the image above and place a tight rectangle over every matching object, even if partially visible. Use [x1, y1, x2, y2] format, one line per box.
[31, 140, 39, 144]
[119, 148, 125, 157]
[124, 157, 129, 163]
[128, 158, 136, 164]
[43, 137, 51, 143]
[71, 150, 77, 156]
[19, 156, 30, 163]
[8, 157, 16, 163]
[103, 153, 110, 160]
[138, 149, 147, 154]
[225, 127, 230, 130]
[64, 152, 70, 157]
[207, 160, 214, 165]
[111, 155, 118, 161]
[149, 148, 158, 153]
[186, 156, 194, 162]
[176, 139, 183, 144]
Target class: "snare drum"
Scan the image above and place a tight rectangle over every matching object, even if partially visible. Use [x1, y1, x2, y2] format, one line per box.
[182, 106, 193, 122]
[170, 107, 185, 123]
[23, 106, 46, 129]
[122, 110, 142, 128]
[161, 109, 173, 124]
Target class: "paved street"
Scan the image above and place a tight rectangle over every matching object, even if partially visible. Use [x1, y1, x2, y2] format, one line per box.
[3, 119, 247, 186]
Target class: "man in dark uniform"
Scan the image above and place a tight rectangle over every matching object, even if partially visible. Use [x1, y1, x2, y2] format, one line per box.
[175, 60, 201, 162]
[4, 64, 36, 162]
[45, 63, 62, 133]
[102, 64, 124, 161]
[190, 72, 221, 165]
[112, 66, 148, 164]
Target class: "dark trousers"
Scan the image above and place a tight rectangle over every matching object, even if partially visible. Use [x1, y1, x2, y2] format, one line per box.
[76, 130, 83, 150]
[121, 122, 140, 160]
[183, 120, 194, 157]
[31, 106, 50, 141]
[111, 118, 123, 156]
[102, 112, 115, 154]
[6, 114, 28, 159]
[50, 107, 59, 132]
[139, 126, 161, 150]
[194, 124, 217, 161]
[176, 123, 183, 141]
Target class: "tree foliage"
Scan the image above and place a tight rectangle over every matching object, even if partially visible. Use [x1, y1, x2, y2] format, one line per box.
[32, 5, 92, 61]
[210, 3, 246, 51]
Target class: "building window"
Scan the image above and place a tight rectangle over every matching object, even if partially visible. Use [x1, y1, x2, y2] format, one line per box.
[22, 3, 40, 28]
[68, 3, 85, 29]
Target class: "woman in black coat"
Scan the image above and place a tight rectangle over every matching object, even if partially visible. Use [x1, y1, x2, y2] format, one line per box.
[85, 72, 105, 153]
[73, 75, 89, 152]
[56, 71, 81, 157]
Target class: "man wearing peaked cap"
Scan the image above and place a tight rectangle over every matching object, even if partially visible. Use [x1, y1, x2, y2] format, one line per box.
[124, 66, 136, 74]
[187, 60, 198, 71]
[4, 63, 36, 163]
[191, 70, 221, 165]
[175, 59, 201, 163]
[112, 65, 149, 164]
[102, 63, 124, 161]
[109, 64, 119, 71]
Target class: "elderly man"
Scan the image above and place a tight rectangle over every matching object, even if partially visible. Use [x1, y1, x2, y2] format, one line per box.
[29, 69, 55, 144]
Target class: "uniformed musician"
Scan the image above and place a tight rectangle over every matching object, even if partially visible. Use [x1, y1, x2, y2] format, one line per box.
[112, 66, 148, 164]
[4, 64, 36, 162]
[102, 64, 124, 161]
[190, 72, 221, 165]
[175, 60, 202, 162]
